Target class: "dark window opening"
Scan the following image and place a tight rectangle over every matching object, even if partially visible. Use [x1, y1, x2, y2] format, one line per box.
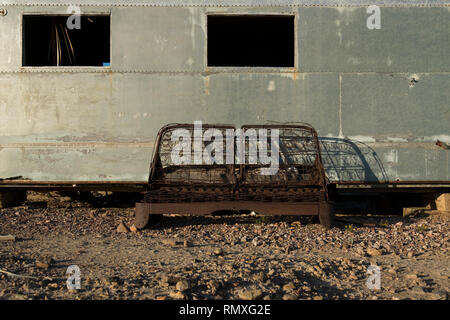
[23, 15, 110, 67]
[207, 15, 295, 67]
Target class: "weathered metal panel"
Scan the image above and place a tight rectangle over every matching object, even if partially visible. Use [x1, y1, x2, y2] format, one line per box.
[0, 72, 340, 180]
[1, 72, 336, 139]
[0, 6, 21, 72]
[341, 73, 450, 137]
[336, 73, 450, 182]
[373, 147, 449, 181]
[0, 3, 448, 183]
[298, 7, 450, 73]
[0, 73, 117, 137]
[0, 146, 153, 181]
[111, 7, 205, 72]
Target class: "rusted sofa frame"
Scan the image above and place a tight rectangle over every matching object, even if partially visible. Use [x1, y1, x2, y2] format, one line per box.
[135, 123, 334, 228]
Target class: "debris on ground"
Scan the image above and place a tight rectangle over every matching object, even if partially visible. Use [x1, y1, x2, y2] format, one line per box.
[0, 191, 448, 300]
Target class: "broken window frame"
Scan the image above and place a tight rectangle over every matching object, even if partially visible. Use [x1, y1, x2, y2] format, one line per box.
[205, 12, 298, 71]
[21, 13, 112, 69]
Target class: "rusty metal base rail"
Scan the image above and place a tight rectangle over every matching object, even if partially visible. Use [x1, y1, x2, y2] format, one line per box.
[0, 180, 147, 192]
[0, 180, 448, 193]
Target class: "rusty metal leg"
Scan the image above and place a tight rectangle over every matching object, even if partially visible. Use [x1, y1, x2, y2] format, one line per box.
[0, 190, 27, 208]
[134, 202, 150, 229]
[135, 202, 163, 229]
[318, 202, 335, 229]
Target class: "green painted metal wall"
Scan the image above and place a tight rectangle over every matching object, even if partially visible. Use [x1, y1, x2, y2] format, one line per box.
[0, 5, 448, 182]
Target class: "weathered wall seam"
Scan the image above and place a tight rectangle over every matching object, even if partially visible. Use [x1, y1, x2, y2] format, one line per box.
[1, 70, 450, 74]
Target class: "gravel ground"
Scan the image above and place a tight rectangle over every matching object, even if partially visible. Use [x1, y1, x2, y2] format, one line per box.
[0, 191, 448, 300]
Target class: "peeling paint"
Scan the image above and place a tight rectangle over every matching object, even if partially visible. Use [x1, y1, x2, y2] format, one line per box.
[267, 80, 276, 92]
[386, 137, 408, 143]
[384, 149, 398, 164]
[387, 56, 393, 66]
[203, 75, 210, 95]
[417, 135, 450, 143]
[337, 30, 342, 45]
[335, 7, 358, 15]
[408, 73, 420, 87]
[186, 57, 194, 66]
[347, 135, 376, 143]
[347, 57, 360, 65]
[278, 72, 299, 80]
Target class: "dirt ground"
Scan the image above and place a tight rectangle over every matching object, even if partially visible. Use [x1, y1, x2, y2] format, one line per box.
[0, 191, 448, 300]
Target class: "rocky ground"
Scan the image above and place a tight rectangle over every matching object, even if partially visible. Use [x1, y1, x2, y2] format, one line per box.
[0, 191, 448, 300]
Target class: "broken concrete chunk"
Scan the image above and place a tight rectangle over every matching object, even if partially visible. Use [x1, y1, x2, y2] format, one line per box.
[435, 194, 450, 212]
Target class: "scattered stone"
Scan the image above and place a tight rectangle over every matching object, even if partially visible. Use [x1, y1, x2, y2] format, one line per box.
[207, 280, 222, 294]
[388, 268, 397, 274]
[0, 191, 448, 300]
[302, 285, 311, 292]
[349, 273, 358, 281]
[435, 193, 450, 211]
[47, 283, 58, 290]
[176, 280, 190, 292]
[431, 289, 448, 300]
[169, 290, 185, 299]
[116, 221, 129, 233]
[160, 275, 179, 285]
[162, 238, 179, 246]
[403, 207, 426, 218]
[412, 286, 425, 293]
[238, 288, 263, 300]
[35, 256, 54, 269]
[282, 283, 295, 292]
[313, 295, 323, 300]
[356, 247, 365, 256]
[22, 283, 30, 293]
[405, 273, 418, 281]
[129, 225, 138, 233]
[367, 247, 382, 257]
[252, 272, 266, 282]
